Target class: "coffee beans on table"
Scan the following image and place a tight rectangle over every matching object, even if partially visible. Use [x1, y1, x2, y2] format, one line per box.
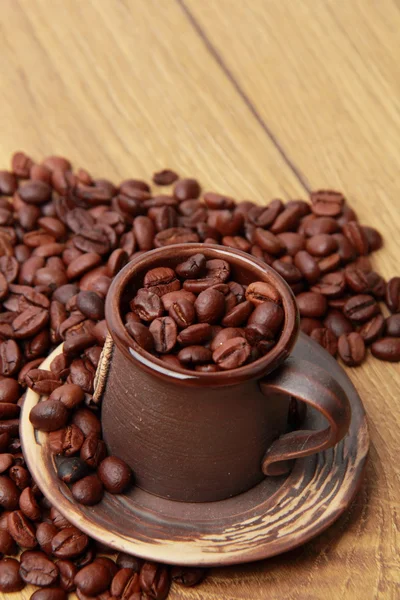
[0, 150, 396, 599]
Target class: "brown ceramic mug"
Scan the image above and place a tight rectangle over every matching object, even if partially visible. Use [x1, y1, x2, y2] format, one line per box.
[102, 244, 351, 502]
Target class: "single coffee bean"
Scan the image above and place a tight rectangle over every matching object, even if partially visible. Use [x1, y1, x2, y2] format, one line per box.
[296, 292, 327, 318]
[9, 465, 30, 490]
[343, 294, 379, 323]
[51, 527, 89, 558]
[0, 475, 20, 510]
[371, 337, 400, 362]
[20, 550, 59, 586]
[0, 557, 25, 592]
[338, 333, 366, 366]
[140, 562, 171, 600]
[310, 328, 338, 356]
[57, 559, 78, 592]
[116, 553, 144, 572]
[50, 507, 71, 530]
[97, 456, 132, 494]
[71, 408, 101, 438]
[144, 267, 180, 297]
[29, 400, 69, 432]
[213, 337, 251, 370]
[311, 272, 346, 297]
[30, 588, 67, 600]
[178, 345, 213, 365]
[168, 298, 196, 329]
[48, 424, 84, 456]
[171, 566, 207, 587]
[153, 169, 178, 185]
[19, 486, 41, 520]
[386, 314, 400, 337]
[323, 310, 353, 338]
[76, 291, 105, 320]
[0, 378, 20, 404]
[174, 178, 200, 201]
[74, 562, 112, 596]
[149, 317, 177, 353]
[221, 300, 253, 327]
[310, 190, 344, 217]
[80, 434, 107, 468]
[8, 510, 37, 548]
[306, 234, 337, 257]
[49, 383, 85, 410]
[177, 323, 212, 346]
[130, 288, 163, 322]
[0, 340, 23, 377]
[111, 567, 140, 597]
[342, 221, 369, 255]
[36, 522, 58, 555]
[386, 277, 400, 313]
[195, 288, 225, 323]
[358, 314, 386, 344]
[294, 250, 321, 284]
[175, 254, 206, 279]
[25, 369, 61, 395]
[245, 281, 281, 305]
[57, 457, 90, 484]
[71, 474, 104, 506]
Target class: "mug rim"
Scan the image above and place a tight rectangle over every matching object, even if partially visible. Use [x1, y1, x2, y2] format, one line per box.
[105, 243, 299, 387]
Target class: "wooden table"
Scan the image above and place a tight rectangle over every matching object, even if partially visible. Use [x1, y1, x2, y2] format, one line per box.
[1, 1, 399, 598]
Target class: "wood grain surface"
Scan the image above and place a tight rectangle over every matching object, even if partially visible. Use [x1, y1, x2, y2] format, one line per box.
[0, 1, 399, 598]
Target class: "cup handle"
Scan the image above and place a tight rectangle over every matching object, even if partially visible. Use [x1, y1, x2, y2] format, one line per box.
[259, 356, 352, 476]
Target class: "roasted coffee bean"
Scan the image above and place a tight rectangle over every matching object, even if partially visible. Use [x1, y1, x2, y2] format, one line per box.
[0, 453, 14, 473]
[386, 314, 400, 337]
[371, 337, 400, 362]
[20, 550, 59, 586]
[296, 292, 327, 318]
[97, 456, 132, 494]
[323, 310, 353, 338]
[171, 566, 207, 587]
[50, 383, 85, 410]
[57, 457, 90, 484]
[51, 527, 89, 558]
[0, 475, 20, 510]
[306, 234, 338, 257]
[245, 281, 281, 305]
[71, 408, 101, 438]
[155, 226, 199, 247]
[0, 529, 17, 555]
[222, 300, 253, 327]
[254, 229, 285, 255]
[338, 333, 366, 366]
[386, 277, 400, 313]
[0, 379, 20, 404]
[131, 288, 163, 322]
[57, 559, 78, 592]
[161, 290, 196, 311]
[30, 588, 67, 600]
[149, 317, 177, 353]
[76, 291, 105, 320]
[111, 567, 140, 597]
[342, 221, 369, 255]
[168, 298, 196, 329]
[50, 507, 71, 530]
[71, 474, 104, 506]
[0, 403, 20, 420]
[175, 253, 206, 279]
[153, 169, 178, 185]
[29, 400, 69, 432]
[310, 328, 338, 356]
[8, 510, 37, 548]
[74, 562, 112, 596]
[178, 345, 212, 365]
[343, 294, 379, 323]
[358, 314, 385, 344]
[25, 369, 61, 395]
[125, 321, 154, 352]
[140, 562, 171, 600]
[272, 259, 302, 283]
[0, 340, 22, 377]
[48, 424, 84, 456]
[9, 465, 30, 490]
[310, 190, 344, 217]
[177, 323, 212, 346]
[213, 337, 251, 370]
[195, 288, 225, 323]
[36, 522, 59, 555]
[144, 267, 180, 297]
[80, 434, 107, 468]
[19, 486, 41, 520]
[0, 557, 25, 592]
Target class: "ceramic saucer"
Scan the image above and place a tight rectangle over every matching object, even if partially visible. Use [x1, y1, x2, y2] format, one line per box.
[21, 333, 369, 567]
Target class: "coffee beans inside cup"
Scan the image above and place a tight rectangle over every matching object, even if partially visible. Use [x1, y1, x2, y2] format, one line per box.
[0, 150, 398, 598]
[124, 257, 285, 371]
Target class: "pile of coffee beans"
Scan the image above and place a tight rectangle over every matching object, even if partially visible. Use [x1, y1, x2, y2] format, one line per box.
[125, 259, 284, 371]
[0, 151, 398, 599]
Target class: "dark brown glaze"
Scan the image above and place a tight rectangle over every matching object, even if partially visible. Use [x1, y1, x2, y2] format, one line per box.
[103, 244, 351, 502]
[20, 334, 369, 566]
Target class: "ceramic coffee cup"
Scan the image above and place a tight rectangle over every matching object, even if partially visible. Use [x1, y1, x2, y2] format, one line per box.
[102, 244, 351, 503]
